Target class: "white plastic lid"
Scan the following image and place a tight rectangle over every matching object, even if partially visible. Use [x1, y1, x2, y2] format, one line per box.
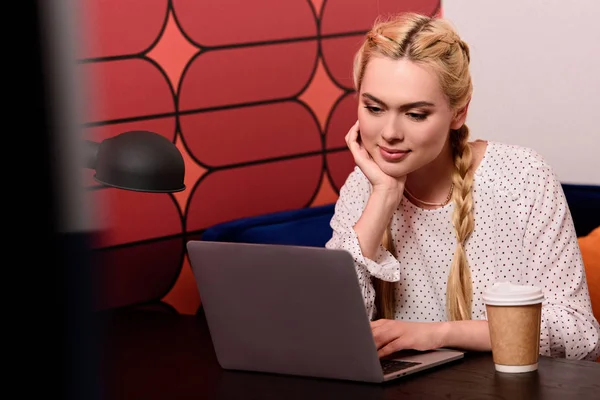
[482, 282, 544, 306]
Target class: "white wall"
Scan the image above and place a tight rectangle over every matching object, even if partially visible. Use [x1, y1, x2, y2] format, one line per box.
[444, 0, 600, 185]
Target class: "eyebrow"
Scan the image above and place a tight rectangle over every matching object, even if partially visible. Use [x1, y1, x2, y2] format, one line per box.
[361, 93, 435, 111]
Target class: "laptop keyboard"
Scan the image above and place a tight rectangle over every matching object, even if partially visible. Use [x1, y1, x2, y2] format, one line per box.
[380, 359, 421, 374]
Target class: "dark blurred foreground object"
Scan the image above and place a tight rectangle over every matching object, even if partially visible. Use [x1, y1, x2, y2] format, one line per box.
[84, 130, 186, 193]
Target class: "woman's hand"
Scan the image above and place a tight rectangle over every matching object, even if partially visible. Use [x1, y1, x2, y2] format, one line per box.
[371, 319, 492, 358]
[346, 120, 407, 259]
[370, 319, 448, 358]
[345, 121, 406, 200]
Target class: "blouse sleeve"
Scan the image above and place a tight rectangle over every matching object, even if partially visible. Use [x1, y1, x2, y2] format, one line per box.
[521, 164, 600, 360]
[325, 167, 401, 320]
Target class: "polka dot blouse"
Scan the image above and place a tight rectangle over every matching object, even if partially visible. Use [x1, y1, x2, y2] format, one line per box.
[325, 141, 600, 361]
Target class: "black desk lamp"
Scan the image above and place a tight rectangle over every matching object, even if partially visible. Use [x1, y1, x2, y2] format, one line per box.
[84, 130, 186, 193]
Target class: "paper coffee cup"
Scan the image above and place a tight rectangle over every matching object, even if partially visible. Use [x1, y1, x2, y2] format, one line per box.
[482, 282, 544, 373]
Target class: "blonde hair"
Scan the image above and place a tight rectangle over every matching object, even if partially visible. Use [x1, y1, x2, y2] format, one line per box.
[354, 13, 475, 321]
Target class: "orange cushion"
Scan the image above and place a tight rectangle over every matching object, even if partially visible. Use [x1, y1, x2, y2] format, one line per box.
[578, 226, 600, 362]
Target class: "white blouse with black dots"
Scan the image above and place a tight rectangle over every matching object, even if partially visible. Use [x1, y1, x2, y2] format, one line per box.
[326, 140, 600, 361]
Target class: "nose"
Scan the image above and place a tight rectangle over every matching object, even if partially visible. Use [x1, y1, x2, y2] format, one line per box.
[381, 115, 404, 142]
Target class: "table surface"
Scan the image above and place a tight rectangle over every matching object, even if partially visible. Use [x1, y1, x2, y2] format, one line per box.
[93, 308, 600, 400]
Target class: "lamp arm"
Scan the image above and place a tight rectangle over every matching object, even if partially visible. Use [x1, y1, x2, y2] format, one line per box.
[84, 140, 100, 170]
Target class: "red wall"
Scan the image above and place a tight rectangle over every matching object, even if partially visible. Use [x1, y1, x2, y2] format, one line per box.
[78, 0, 441, 314]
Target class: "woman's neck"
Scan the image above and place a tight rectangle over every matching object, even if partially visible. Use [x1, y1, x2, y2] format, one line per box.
[405, 140, 455, 206]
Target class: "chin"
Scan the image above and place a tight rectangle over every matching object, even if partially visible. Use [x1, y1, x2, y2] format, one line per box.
[378, 162, 414, 179]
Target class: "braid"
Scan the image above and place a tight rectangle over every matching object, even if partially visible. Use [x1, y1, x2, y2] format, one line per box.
[373, 225, 396, 319]
[446, 125, 475, 321]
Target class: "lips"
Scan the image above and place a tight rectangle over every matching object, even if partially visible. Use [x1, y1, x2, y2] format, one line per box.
[380, 146, 409, 154]
[379, 146, 410, 162]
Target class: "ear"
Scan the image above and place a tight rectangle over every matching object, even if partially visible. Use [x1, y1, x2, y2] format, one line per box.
[450, 98, 471, 130]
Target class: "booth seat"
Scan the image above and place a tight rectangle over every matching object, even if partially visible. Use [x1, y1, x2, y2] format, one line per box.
[201, 203, 336, 247]
[202, 184, 599, 247]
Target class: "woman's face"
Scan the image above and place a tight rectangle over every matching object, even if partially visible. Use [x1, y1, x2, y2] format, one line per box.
[357, 56, 465, 178]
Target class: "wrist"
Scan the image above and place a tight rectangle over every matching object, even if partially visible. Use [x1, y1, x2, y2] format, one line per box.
[371, 185, 403, 207]
[438, 321, 452, 348]
[436, 320, 492, 352]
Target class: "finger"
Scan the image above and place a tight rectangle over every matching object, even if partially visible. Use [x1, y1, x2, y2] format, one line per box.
[347, 138, 365, 165]
[371, 324, 399, 350]
[370, 319, 387, 328]
[348, 134, 372, 168]
[346, 122, 360, 148]
[378, 338, 408, 358]
[346, 131, 362, 152]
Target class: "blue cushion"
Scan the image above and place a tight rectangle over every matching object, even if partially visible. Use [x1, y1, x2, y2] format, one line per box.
[562, 184, 600, 237]
[201, 204, 335, 247]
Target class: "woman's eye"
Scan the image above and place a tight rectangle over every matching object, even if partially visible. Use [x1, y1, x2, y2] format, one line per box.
[364, 105, 383, 115]
[407, 113, 427, 121]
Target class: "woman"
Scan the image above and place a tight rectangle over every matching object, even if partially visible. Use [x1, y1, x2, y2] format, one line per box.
[325, 12, 600, 361]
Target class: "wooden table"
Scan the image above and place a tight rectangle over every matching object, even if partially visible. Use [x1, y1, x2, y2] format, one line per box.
[93, 308, 600, 399]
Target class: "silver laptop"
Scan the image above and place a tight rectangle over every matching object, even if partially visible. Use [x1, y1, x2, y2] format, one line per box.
[186, 240, 464, 383]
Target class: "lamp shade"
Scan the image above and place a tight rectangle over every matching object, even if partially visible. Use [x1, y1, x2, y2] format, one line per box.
[88, 131, 185, 193]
